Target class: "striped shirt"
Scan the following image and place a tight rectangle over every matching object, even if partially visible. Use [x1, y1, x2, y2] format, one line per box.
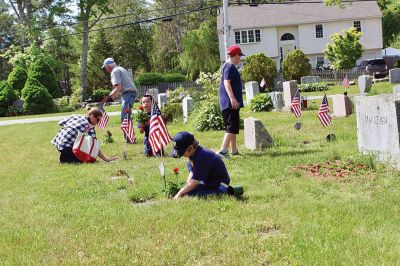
[51, 115, 96, 151]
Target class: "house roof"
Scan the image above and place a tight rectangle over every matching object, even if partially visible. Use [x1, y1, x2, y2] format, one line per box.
[217, 1, 382, 30]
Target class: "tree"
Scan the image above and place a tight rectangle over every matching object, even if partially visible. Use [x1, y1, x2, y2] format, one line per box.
[282, 49, 311, 82]
[241, 53, 277, 92]
[21, 78, 53, 114]
[179, 20, 220, 80]
[382, 4, 400, 47]
[324, 28, 363, 70]
[0, 81, 18, 116]
[28, 57, 60, 98]
[7, 65, 28, 94]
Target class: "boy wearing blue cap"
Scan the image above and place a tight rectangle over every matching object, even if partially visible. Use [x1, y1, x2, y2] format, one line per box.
[170, 131, 231, 199]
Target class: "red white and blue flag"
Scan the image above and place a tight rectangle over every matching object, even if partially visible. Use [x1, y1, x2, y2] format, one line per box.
[260, 78, 266, 88]
[97, 104, 109, 129]
[149, 98, 172, 155]
[317, 95, 332, 127]
[342, 75, 350, 89]
[121, 112, 135, 143]
[291, 90, 302, 118]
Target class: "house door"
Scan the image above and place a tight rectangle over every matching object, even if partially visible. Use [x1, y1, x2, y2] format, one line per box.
[282, 44, 294, 57]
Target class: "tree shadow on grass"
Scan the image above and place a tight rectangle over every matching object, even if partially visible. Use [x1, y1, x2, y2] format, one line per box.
[237, 149, 321, 158]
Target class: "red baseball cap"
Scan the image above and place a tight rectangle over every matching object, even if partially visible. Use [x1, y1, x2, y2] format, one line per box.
[227, 45, 244, 56]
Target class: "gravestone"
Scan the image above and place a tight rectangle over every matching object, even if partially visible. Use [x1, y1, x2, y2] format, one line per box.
[12, 99, 24, 109]
[182, 96, 193, 123]
[355, 94, 400, 170]
[276, 81, 283, 91]
[158, 93, 167, 109]
[394, 85, 400, 95]
[283, 80, 298, 109]
[389, 68, 400, 84]
[268, 91, 284, 109]
[331, 94, 353, 117]
[301, 76, 321, 84]
[146, 88, 159, 103]
[244, 117, 274, 150]
[245, 81, 259, 104]
[358, 75, 372, 94]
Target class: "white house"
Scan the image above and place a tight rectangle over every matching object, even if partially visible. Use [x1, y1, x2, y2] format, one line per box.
[217, 0, 383, 69]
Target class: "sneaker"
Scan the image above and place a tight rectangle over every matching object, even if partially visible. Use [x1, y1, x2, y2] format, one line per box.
[217, 150, 229, 158]
[232, 150, 239, 156]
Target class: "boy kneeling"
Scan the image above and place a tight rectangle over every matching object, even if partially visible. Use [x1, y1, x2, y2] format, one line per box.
[171, 132, 230, 199]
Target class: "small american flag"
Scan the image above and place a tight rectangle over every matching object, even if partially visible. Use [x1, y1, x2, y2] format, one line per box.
[121, 112, 135, 143]
[97, 104, 109, 129]
[317, 95, 332, 127]
[291, 90, 302, 118]
[149, 98, 172, 155]
[260, 78, 266, 88]
[342, 75, 350, 89]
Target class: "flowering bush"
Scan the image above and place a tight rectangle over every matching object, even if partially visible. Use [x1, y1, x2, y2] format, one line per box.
[192, 99, 224, 131]
[196, 71, 220, 99]
[168, 86, 188, 103]
[103, 130, 114, 144]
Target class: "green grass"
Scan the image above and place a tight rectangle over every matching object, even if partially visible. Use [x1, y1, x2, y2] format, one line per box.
[1, 103, 400, 264]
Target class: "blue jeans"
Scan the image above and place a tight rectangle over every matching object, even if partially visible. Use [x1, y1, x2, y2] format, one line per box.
[186, 184, 228, 197]
[121, 91, 136, 142]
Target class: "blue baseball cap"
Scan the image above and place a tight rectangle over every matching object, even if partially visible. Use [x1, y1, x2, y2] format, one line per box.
[170, 131, 195, 158]
[102, 57, 115, 68]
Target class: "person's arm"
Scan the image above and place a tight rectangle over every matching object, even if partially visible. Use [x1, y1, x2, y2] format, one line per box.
[173, 172, 199, 199]
[223, 80, 239, 109]
[98, 150, 117, 162]
[109, 84, 122, 100]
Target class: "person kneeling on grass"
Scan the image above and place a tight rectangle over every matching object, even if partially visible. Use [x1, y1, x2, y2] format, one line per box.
[170, 131, 230, 199]
[51, 107, 117, 164]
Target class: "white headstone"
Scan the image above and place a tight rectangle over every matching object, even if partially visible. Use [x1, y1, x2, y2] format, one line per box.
[358, 75, 372, 94]
[182, 96, 193, 123]
[389, 68, 400, 84]
[158, 93, 167, 109]
[355, 94, 400, 170]
[147, 89, 159, 103]
[244, 117, 274, 150]
[393, 85, 400, 95]
[245, 81, 260, 104]
[332, 94, 353, 117]
[268, 91, 284, 109]
[301, 76, 321, 84]
[283, 80, 298, 108]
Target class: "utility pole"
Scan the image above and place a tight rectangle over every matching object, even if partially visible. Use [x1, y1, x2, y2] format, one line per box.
[223, 0, 229, 62]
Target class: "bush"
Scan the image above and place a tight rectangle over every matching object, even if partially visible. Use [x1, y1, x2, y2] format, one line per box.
[241, 53, 277, 91]
[168, 87, 188, 103]
[21, 78, 53, 114]
[298, 82, 329, 92]
[282, 49, 311, 82]
[28, 57, 60, 98]
[162, 103, 182, 123]
[395, 60, 400, 68]
[53, 96, 75, 113]
[136, 72, 166, 86]
[92, 88, 111, 102]
[249, 93, 273, 112]
[7, 65, 28, 94]
[164, 73, 186, 83]
[0, 81, 18, 116]
[196, 71, 220, 99]
[192, 99, 224, 131]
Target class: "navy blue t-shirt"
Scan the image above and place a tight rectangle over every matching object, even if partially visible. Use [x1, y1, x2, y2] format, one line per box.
[219, 63, 244, 111]
[186, 146, 230, 187]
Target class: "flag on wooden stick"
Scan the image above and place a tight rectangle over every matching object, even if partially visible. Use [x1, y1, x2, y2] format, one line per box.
[317, 95, 332, 127]
[260, 78, 266, 88]
[148, 98, 172, 155]
[291, 90, 302, 118]
[121, 111, 135, 143]
[97, 104, 109, 129]
[342, 75, 350, 89]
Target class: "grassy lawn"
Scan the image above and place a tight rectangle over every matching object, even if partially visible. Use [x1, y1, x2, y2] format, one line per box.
[1, 102, 399, 264]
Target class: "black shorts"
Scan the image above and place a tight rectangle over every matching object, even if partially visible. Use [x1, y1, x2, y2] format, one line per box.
[59, 147, 82, 164]
[222, 108, 240, 134]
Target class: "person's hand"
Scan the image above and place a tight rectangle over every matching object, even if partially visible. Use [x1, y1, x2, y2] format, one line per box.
[173, 194, 180, 200]
[139, 127, 144, 134]
[230, 97, 239, 109]
[102, 95, 111, 103]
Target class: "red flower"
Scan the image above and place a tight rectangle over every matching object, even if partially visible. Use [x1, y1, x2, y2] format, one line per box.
[173, 167, 179, 174]
[139, 105, 144, 111]
[124, 108, 130, 114]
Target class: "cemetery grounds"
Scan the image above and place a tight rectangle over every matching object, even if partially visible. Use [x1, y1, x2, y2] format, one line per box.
[0, 83, 399, 264]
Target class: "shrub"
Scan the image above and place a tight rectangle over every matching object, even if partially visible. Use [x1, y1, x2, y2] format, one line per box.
[28, 57, 60, 98]
[282, 49, 311, 82]
[136, 72, 166, 86]
[69, 86, 83, 109]
[7, 65, 28, 94]
[53, 96, 75, 113]
[249, 93, 273, 112]
[21, 78, 53, 114]
[196, 71, 220, 99]
[395, 60, 400, 68]
[192, 99, 224, 131]
[0, 81, 18, 116]
[168, 87, 188, 103]
[162, 103, 182, 123]
[298, 82, 329, 92]
[164, 73, 186, 83]
[92, 88, 111, 102]
[241, 53, 277, 91]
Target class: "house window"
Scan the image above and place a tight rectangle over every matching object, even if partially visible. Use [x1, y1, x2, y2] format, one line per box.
[234, 29, 261, 44]
[241, 31, 248, 43]
[315, 24, 323, 38]
[281, 33, 295, 41]
[354, 20, 361, 32]
[316, 56, 325, 68]
[235, 32, 241, 44]
[248, 30, 255, 43]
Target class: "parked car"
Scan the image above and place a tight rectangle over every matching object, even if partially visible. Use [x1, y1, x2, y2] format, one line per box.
[358, 59, 388, 78]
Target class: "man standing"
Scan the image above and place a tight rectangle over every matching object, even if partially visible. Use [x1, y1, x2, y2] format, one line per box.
[102, 58, 137, 143]
[217, 45, 244, 157]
